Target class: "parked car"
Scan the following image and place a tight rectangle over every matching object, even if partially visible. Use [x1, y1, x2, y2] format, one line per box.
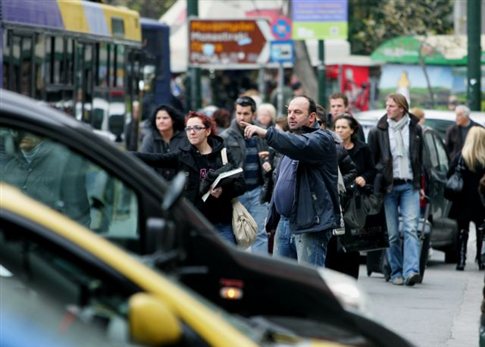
[355, 109, 485, 141]
[0, 90, 414, 347]
[354, 109, 462, 262]
[1, 182, 347, 347]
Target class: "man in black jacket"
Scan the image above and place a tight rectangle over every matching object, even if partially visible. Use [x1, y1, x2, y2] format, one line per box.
[368, 93, 423, 286]
[221, 96, 272, 254]
[242, 96, 340, 267]
[445, 105, 483, 161]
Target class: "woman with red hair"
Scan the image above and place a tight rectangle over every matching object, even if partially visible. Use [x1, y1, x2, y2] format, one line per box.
[133, 111, 246, 245]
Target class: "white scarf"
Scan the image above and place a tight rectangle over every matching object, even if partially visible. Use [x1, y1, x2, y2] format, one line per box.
[388, 115, 409, 157]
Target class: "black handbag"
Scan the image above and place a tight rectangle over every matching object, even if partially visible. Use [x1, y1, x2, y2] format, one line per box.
[444, 157, 465, 201]
[340, 209, 389, 252]
[343, 186, 383, 229]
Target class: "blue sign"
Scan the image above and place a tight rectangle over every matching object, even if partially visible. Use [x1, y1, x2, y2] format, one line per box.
[291, 0, 348, 40]
[271, 16, 292, 41]
[292, 0, 348, 22]
[270, 41, 294, 63]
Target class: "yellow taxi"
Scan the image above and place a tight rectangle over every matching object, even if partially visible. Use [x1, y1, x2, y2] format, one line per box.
[0, 183, 345, 347]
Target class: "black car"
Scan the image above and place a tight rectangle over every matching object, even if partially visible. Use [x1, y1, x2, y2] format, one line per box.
[0, 90, 414, 347]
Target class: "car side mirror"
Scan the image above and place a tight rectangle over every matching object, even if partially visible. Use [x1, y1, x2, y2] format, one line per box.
[162, 171, 186, 211]
[129, 293, 182, 345]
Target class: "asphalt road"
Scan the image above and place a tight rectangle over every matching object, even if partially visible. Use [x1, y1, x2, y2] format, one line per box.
[358, 230, 483, 347]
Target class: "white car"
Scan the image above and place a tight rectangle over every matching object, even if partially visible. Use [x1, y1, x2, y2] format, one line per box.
[355, 109, 485, 140]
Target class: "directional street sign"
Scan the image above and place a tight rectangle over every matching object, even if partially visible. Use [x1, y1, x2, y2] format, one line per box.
[189, 19, 272, 65]
[270, 41, 294, 63]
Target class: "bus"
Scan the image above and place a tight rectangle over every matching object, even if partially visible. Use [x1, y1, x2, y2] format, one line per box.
[139, 18, 175, 121]
[0, 0, 142, 140]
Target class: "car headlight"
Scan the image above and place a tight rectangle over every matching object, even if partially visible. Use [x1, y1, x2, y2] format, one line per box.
[317, 268, 373, 318]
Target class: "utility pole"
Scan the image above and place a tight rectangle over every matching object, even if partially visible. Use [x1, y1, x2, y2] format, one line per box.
[187, 0, 201, 111]
[467, 0, 481, 110]
[318, 40, 326, 107]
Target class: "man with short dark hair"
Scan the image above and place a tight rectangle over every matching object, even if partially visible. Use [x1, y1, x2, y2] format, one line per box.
[445, 105, 483, 161]
[242, 96, 340, 267]
[327, 92, 365, 142]
[221, 96, 272, 254]
[291, 82, 304, 97]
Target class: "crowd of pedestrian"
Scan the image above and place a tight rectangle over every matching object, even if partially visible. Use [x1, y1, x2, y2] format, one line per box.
[130, 88, 485, 287]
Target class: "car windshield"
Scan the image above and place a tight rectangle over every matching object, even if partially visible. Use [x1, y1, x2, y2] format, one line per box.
[424, 119, 453, 139]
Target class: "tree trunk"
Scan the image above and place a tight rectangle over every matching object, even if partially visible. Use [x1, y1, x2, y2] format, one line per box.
[418, 42, 435, 108]
[293, 41, 318, 101]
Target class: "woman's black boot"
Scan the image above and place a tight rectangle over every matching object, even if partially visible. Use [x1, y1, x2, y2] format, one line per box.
[477, 226, 485, 270]
[456, 230, 468, 271]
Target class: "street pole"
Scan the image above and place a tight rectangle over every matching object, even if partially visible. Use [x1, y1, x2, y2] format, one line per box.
[318, 40, 326, 108]
[187, 0, 201, 111]
[277, 63, 284, 116]
[467, 0, 481, 110]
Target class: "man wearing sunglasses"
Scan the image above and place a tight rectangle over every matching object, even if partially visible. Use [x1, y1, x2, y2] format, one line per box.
[220, 96, 273, 254]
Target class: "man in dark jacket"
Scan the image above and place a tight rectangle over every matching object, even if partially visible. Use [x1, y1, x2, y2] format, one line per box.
[368, 93, 423, 286]
[3, 132, 91, 227]
[242, 95, 340, 267]
[221, 96, 272, 254]
[445, 105, 483, 161]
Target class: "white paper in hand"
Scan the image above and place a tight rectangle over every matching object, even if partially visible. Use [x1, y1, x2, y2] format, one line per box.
[201, 167, 243, 202]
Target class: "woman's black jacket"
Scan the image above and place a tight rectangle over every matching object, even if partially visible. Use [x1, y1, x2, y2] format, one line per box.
[134, 136, 246, 225]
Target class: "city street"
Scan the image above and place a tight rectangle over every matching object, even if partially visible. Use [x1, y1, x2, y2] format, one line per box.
[359, 230, 483, 347]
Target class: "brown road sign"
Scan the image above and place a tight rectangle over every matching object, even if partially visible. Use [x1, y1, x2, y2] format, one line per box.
[189, 19, 271, 66]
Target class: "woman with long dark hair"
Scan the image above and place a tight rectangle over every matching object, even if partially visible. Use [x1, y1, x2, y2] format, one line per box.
[140, 104, 188, 180]
[134, 112, 246, 244]
[327, 114, 378, 279]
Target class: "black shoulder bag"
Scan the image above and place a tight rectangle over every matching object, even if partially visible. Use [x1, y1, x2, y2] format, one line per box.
[444, 157, 465, 201]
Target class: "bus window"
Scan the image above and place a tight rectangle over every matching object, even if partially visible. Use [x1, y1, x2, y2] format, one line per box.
[65, 38, 74, 87]
[3, 31, 10, 90]
[97, 43, 109, 88]
[115, 45, 125, 89]
[9, 34, 34, 97]
[75, 42, 94, 125]
[33, 34, 45, 100]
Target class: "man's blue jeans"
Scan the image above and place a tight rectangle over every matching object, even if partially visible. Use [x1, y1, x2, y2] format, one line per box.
[383, 183, 420, 280]
[213, 223, 237, 245]
[239, 186, 269, 254]
[273, 217, 331, 267]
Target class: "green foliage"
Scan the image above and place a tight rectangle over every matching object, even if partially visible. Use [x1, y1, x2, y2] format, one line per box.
[103, 0, 176, 19]
[349, 0, 454, 55]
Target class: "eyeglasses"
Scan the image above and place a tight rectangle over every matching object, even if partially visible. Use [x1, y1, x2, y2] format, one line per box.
[185, 125, 207, 132]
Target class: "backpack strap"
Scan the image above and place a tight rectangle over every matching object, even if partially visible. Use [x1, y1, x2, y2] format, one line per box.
[221, 147, 228, 165]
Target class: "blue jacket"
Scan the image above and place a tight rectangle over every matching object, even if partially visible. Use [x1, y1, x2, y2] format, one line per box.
[266, 126, 340, 234]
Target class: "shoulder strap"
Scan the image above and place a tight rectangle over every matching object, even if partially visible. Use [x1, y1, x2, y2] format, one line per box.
[457, 156, 465, 171]
[221, 147, 228, 165]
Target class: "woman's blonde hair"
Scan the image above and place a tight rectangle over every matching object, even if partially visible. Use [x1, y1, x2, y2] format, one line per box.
[461, 126, 485, 171]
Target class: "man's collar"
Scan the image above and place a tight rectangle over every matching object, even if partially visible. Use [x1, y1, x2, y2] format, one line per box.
[291, 125, 318, 134]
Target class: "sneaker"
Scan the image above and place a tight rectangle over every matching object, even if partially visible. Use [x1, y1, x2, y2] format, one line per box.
[391, 276, 404, 285]
[405, 273, 421, 286]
